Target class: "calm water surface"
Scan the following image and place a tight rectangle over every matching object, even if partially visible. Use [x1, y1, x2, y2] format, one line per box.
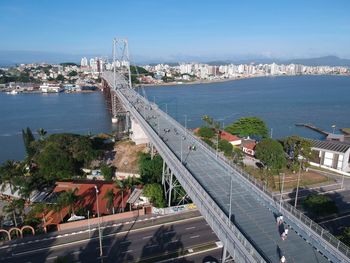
[1, 75, 349, 164]
[0, 92, 112, 164]
[144, 75, 350, 139]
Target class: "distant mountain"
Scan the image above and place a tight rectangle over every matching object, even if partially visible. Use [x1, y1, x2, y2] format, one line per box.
[0, 50, 99, 66]
[206, 56, 350, 67]
[283, 56, 350, 67]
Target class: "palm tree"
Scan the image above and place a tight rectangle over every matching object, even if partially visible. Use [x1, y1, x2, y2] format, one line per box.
[115, 177, 139, 212]
[3, 199, 25, 227]
[58, 188, 79, 215]
[37, 128, 47, 141]
[103, 189, 115, 214]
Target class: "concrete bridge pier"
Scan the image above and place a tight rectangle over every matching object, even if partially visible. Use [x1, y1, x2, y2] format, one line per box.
[129, 116, 149, 145]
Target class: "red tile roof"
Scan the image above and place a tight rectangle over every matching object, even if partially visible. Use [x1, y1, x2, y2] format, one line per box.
[219, 130, 241, 142]
[45, 181, 131, 226]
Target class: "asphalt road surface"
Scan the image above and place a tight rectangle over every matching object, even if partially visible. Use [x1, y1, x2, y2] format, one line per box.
[0, 214, 220, 263]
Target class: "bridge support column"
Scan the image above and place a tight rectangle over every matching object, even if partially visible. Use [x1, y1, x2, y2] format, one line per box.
[129, 117, 149, 145]
[161, 160, 189, 207]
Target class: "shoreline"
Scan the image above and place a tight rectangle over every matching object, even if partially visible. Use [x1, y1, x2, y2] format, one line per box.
[142, 73, 350, 88]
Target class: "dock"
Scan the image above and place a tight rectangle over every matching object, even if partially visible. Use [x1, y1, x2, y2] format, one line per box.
[295, 123, 330, 136]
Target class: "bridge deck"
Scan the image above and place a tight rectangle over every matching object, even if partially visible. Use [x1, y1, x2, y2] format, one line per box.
[103, 72, 347, 263]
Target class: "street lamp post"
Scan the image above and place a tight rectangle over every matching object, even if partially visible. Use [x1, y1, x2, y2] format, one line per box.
[294, 157, 303, 208]
[87, 210, 91, 238]
[228, 176, 233, 222]
[94, 186, 103, 260]
[279, 173, 285, 212]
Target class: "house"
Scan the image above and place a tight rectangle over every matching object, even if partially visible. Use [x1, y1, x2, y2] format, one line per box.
[219, 130, 242, 146]
[42, 180, 133, 230]
[241, 139, 256, 156]
[309, 139, 350, 173]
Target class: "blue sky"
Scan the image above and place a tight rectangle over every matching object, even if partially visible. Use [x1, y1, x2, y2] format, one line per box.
[0, 0, 349, 61]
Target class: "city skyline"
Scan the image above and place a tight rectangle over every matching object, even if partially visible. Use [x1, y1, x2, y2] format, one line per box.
[0, 0, 349, 63]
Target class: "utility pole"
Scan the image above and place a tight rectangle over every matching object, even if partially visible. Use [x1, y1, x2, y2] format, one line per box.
[294, 158, 303, 208]
[94, 186, 103, 261]
[279, 173, 285, 212]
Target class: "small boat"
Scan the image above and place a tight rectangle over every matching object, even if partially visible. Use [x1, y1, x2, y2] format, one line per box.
[10, 90, 18, 95]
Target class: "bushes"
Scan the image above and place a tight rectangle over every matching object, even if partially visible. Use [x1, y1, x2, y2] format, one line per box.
[196, 127, 215, 138]
[143, 183, 165, 208]
[302, 194, 338, 217]
[218, 140, 233, 156]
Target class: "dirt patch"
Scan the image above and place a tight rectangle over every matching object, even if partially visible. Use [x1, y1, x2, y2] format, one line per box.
[274, 170, 333, 191]
[112, 140, 148, 173]
[244, 166, 333, 191]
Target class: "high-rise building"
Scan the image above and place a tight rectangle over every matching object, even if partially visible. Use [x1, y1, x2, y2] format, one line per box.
[80, 57, 88, 67]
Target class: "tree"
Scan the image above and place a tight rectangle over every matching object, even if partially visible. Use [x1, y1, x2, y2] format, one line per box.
[115, 179, 130, 213]
[22, 127, 36, 157]
[68, 71, 78, 77]
[103, 189, 115, 214]
[138, 153, 163, 184]
[281, 136, 312, 169]
[3, 198, 25, 227]
[56, 74, 65, 82]
[339, 227, 350, 246]
[57, 188, 79, 215]
[201, 115, 220, 129]
[196, 127, 215, 138]
[232, 147, 244, 165]
[37, 128, 47, 141]
[218, 140, 233, 156]
[225, 117, 268, 139]
[255, 138, 286, 173]
[101, 164, 114, 181]
[302, 194, 338, 218]
[143, 183, 165, 208]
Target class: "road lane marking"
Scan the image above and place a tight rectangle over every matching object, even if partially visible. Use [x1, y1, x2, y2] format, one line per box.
[47, 256, 57, 260]
[190, 235, 200, 239]
[142, 235, 153, 239]
[185, 226, 196, 230]
[121, 249, 133, 254]
[7, 216, 204, 257]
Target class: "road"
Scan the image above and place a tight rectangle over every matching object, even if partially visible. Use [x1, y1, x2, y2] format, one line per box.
[0, 213, 221, 263]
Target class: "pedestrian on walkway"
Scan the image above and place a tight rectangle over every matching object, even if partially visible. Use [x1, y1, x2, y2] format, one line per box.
[281, 228, 289, 240]
[277, 215, 284, 225]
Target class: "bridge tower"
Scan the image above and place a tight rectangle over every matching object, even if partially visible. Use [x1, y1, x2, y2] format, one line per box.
[110, 38, 149, 144]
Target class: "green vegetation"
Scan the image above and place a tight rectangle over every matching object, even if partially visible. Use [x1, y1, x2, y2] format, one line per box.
[339, 227, 350, 247]
[101, 164, 114, 181]
[302, 194, 338, 218]
[201, 115, 220, 129]
[255, 138, 286, 173]
[225, 117, 268, 139]
[56, 74, 65, 82]
[60, 62, 78, 67]
[56, 188, 80, 215]
[68, 71, 78, 77]
[103, 189, 115, 214]
[22, 127, 35, 157]
[218, 139, 233, 156]
[138, 153, 163, 184]
[143, 183, 165, 208]
[196, 126, 215, 138]
[232, 147, 244, 165]
[281, 135, 312, 171]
